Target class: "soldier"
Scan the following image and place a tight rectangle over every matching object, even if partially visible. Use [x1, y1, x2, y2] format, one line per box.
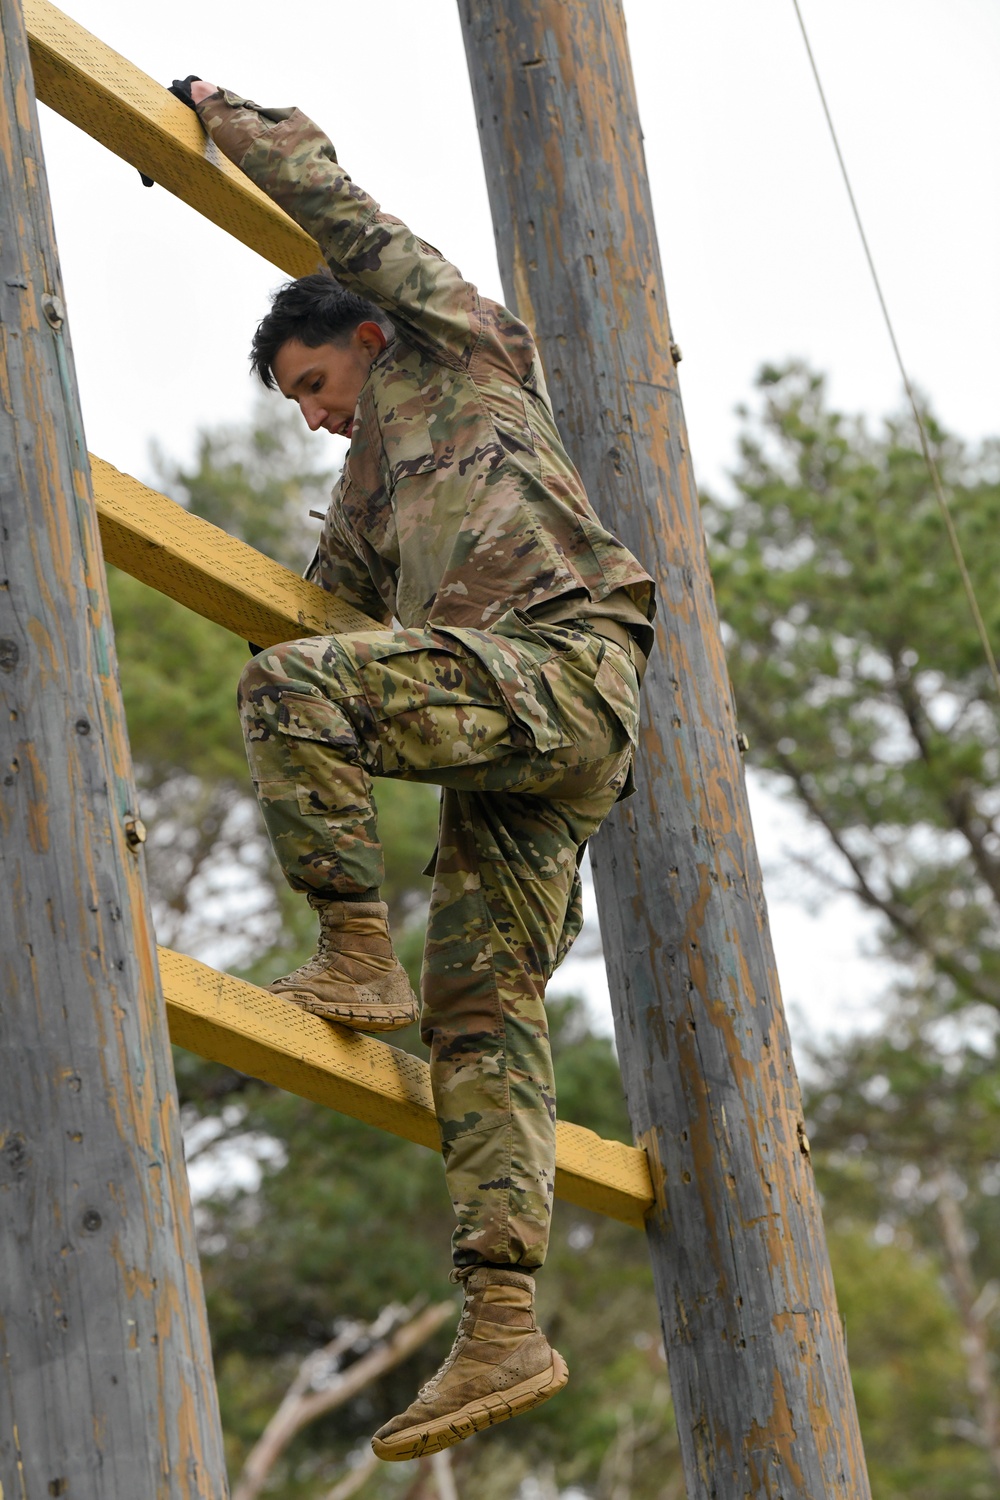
[177, 75, 655, 1460]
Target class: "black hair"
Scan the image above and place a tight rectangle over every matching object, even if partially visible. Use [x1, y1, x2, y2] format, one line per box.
[249, 272, 392, 389]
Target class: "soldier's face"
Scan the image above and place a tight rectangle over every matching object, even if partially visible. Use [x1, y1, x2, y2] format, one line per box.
[272, 323, 386, 439]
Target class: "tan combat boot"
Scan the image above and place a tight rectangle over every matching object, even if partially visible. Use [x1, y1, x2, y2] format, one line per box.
[371, 1267, 568, 1461]
[269, 895, 418, 1032]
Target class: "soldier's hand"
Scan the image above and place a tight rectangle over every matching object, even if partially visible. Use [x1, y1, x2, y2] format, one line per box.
[168, 76, 219, 109]
[141, 76, 218, 185]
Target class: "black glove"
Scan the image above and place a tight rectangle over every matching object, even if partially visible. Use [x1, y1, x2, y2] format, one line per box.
[140, 75, 202, 186]
[168, 75, 202, 110]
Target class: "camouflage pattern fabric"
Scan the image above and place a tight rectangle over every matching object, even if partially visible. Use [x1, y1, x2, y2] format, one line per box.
[195, 91, 656, 655]
[239, 614, 639, 1269]
[192, 89, 655, 1270]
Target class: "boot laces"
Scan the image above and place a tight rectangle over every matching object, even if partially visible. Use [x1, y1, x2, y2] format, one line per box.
[277, 913, 338, 982]
[276, 944, 333, 986]
[278, 911, 387, 987]
[418, 1294, 476, 1400]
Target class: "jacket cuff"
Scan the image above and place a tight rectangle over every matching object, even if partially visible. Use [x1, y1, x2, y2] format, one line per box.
[195, 88, 293, 169]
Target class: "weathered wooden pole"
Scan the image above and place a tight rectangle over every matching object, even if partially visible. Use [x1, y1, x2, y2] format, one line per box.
[0, 1, 228, 1492]
[459, 3, 870, 1495]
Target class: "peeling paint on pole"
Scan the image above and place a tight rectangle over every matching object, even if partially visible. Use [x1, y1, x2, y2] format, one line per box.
[0, 0, 228, 1491]
[458, 2, 871, 1494]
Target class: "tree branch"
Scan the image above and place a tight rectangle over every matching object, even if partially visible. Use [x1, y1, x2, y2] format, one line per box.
[321, 1451, 380, 1500]
[231, 1300, 455, 1500]
[749, 719, 1000, 1009]
[935, 1174, 1000, 1482]
[892, 667, 1000, 910]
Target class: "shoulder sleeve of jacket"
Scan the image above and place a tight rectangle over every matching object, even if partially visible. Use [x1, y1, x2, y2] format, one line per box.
[197, 91, 500, 372]
[305, 495, 391, 626]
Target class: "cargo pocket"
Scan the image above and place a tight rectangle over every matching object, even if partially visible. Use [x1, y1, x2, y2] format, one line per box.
[593, 646, 641, 746]
[591, 647, 640, 801]
[275, 691, 375, 817]
[433, 616, 575, 755]
[384, 404, 438, 488]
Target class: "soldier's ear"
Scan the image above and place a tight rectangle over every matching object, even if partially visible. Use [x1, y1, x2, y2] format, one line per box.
[357, 320, 388, 358]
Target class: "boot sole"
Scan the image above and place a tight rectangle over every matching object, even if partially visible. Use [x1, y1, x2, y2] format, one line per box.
[370, 1350, 569, 1461]
[280, 991, 418, 1033]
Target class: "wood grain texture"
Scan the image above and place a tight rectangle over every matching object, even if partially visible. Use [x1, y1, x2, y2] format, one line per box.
[92, 454, 375, 644]
[24, 0, 321, 277]
[160, 948, 654, 1229]
[458, 3, 872, 1495]
[0, 2, 227, 1491]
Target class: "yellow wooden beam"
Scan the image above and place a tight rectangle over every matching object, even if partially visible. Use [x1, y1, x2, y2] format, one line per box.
[92, 454, 375, 644]
[26, 0, 320, 276]
[160, 947, 654, 1229]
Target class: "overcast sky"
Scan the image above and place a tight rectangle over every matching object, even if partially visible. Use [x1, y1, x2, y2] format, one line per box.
[34, 0, 1000, 1043]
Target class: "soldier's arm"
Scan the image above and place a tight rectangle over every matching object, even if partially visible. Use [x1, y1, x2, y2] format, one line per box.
[194, 89, 493, 371]
[307, 497, 392, 626]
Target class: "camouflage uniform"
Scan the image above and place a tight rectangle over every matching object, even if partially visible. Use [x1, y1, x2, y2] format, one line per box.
[198, 93, 656, 1270]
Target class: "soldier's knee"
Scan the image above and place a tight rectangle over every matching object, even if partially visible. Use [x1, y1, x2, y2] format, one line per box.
[237, 642, 296, 705]
[238, 655, 266, 707]
[237, 635, 366, 718]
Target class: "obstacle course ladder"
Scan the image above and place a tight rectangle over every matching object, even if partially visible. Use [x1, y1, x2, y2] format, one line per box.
[25, 0, 655, 1230]
[1, 2, 873, 1493]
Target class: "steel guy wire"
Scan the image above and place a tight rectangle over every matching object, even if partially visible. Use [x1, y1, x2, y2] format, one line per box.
[790, 0, 1000, 706]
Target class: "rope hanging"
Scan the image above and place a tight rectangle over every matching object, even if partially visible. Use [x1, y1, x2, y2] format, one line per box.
[790, 0, 1000, 706]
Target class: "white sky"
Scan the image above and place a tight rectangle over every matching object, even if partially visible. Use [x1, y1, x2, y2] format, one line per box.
[34, 0, 999, 1048]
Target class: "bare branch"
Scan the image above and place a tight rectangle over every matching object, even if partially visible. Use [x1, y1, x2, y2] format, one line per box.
[935, 1174, 1000, 1481]
[231, 1300, 455, 1500]
[431, 1450, 460, 1500]
[321, 1450, 380, 1500]
[936, 1417, 989, 1449]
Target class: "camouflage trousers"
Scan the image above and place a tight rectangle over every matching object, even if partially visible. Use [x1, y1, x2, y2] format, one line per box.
[238, 611, 639, 1270]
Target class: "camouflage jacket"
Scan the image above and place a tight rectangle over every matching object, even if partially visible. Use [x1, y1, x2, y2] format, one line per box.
[197, 93, 656, 653]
